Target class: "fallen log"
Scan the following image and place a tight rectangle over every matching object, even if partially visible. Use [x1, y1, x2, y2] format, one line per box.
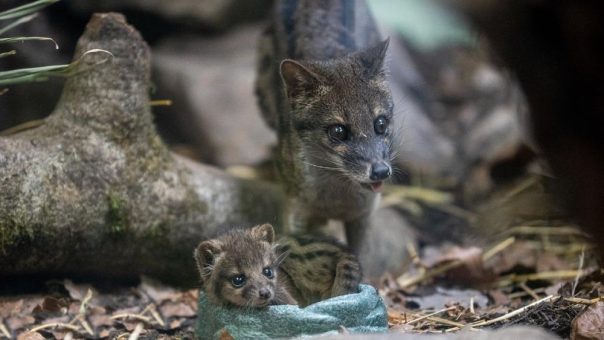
[0, 13, 284, 285]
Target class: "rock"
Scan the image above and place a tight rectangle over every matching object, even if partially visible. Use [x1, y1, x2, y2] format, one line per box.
[152, 24, 276, 167]
[386, 33, 457, 181]
[67, 0, 272, 31]
[361, 207, 417, 279]
[387, 37, 529, 197]
[457, 0, 604, 254]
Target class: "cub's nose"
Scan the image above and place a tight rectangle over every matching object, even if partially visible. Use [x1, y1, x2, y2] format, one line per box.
[370, 162, 391, 181]
[259, 287, 271, 300]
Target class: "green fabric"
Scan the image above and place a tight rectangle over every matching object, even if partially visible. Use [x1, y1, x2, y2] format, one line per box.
[196, 284, 388, 339]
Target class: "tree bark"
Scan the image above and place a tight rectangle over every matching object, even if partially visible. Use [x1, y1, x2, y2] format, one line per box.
[0, 13, 284, 285]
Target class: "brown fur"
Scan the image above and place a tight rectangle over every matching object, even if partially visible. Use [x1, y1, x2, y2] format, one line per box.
[194, 224, 296, 308]
[255, 0, 396, 252]
[194, 224, 361, 308]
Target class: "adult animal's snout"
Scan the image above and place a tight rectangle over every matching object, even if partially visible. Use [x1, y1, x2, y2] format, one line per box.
[370, 162, 391, 181]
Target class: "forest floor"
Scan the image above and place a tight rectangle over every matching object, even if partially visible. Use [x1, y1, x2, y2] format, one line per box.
[1, 227, 601, 340]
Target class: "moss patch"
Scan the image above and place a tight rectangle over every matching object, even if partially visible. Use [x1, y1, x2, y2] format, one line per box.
[106, 192, 130, 235]
[0, 217, 34, 254]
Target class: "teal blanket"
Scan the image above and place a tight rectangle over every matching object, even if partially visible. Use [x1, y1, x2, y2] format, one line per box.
[196, 284, 388, 339]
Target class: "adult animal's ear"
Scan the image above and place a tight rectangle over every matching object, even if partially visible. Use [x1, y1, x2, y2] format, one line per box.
[280, 59, 323, 99]
[250, 223, 275, 244]
[194, 239, 223, 279]
[355, 37, 389, 78]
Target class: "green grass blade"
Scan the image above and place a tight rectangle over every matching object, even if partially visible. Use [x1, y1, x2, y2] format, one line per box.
[0, 0, 59, 21]
[0, 36, 59, 49]
[0, 13, 38, 35]
[0, 49, 112, 86]
[0, 50, 16, 58]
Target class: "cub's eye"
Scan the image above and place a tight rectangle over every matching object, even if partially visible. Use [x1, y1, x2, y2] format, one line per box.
[327, 124, 348, 141]
[374, 116, 389, 135]
[263, 267, 274, 278]
[231, 274, 246, 288]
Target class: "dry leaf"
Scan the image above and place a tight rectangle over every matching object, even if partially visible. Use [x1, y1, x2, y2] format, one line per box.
[32, 297, 68, 314]
[6, 315, 35, 331]
[99, 328, 111, 338]
[571, 301, 604, 340]
[488, 289, 510, 306]
[169, 318, 184, 330]
[160, 302, 196, 318]
[536, 252, 570, 273]
[16, 331, 44, 340]
[489, 241, 537, 274]
[218, 328, 234, 340]
[139, 277, 181, 303]
[63, 280, 96, 301]
[0, 299, 24, 318]
[435, 246, 495, 284]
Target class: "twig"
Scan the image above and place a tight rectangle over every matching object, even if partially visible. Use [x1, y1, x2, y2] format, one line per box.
[406, 306, 457, 325]
[28, 323, 80, 333]
[127, 322, 144, 340]
[519, 282, 540, 301]
[399, 236, 520, 288]
[495, 270, 586, 287]
[110, 314, 152, 324]
[472, 295, 557, 327]
[383, 185, 453, 205]
[147, 305, 165, 328]
[407, 241, 427, 271]
[0, 118, 45, 136]
[563, 296, 602, 305]
[150, 99, 172, 107]
[0, 321, 10, 338]
[503, 176, 539, 199]
[79, 319, 94, 336]
[397, 259, 464, 288]
[507, 287, 547, 299]
[571, 246, 585, 296]
[79, 288, 94, 314]
[482, 237, 515, 261]
[426, 316, 468, 328]
[508, 225, 586, 237]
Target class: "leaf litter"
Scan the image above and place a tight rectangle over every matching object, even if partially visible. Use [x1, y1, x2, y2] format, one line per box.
[0, 178, 602, 339]
[0, 277, 198, 339]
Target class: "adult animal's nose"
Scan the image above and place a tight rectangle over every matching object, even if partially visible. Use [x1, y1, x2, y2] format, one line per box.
[370, 162, 391, 181]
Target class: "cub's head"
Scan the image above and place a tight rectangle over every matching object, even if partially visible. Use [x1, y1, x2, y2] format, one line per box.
[194, 224, 278, 308]
[280, 39, 395, 192]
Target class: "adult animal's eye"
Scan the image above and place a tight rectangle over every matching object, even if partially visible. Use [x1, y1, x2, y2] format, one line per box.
[263, 267, 274, 278]
[231, 274, 246, 288]
[327, 124, 348, 141]
[374, 116, 389, 135]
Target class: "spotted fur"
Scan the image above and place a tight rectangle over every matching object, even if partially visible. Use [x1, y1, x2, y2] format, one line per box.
[255, 0, 396, 252]
[194, 224, 296, 308]
[194, 224, 361, 308]
[276, 233, 362, 307]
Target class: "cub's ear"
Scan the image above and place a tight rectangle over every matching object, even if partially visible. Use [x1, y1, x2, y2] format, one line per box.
[280, 59, 322, 99]
[355, 37, 389, 78]
[194, 239, 223, 277]
[250, 223, 275, 244]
